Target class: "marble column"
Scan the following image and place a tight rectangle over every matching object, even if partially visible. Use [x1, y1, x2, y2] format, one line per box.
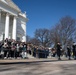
[22, 23, 26, 42]
[5, 13, 10, 39]
[22, 35, 26, 42]
[12, 16, 17, 40]
[0, 9, 1, 23]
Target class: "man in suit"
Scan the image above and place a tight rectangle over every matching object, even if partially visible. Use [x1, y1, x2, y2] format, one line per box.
[67, 45, 71, 60]
[56, 42, 62, 60]
[72, 42, 76, 60]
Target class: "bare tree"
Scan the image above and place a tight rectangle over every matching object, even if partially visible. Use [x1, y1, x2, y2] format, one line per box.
[50, 16, 76, 49]
[60, 16, 76, 47]
[30, 38, 40, 46]
[50, 24, 61, 48]
[34, 28, 51, 47]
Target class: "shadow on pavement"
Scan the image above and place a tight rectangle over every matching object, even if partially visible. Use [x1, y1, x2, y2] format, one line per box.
[0, 59, 73, 65]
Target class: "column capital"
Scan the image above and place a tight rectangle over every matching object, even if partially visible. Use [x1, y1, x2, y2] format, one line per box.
[14, 16, 18, 19]
[6, 12, 10, 16]
[13, 15, 18, 19]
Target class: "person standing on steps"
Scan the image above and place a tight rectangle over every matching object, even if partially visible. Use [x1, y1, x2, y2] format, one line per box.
[56, 42, 62, 60]
[67, 45, 71, 60]
[72, 42, 76, 60]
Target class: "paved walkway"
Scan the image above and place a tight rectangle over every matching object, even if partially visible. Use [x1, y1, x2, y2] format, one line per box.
[0, 58, 76, 75]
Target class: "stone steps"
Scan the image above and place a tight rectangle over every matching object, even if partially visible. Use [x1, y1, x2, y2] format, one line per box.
[27, 53, 35, 59]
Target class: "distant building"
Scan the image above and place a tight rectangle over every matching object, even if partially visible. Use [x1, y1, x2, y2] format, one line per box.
[0, 0, 28, 42]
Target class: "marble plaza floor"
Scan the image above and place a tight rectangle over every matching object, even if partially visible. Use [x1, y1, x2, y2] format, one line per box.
[0, 58, 76, 75]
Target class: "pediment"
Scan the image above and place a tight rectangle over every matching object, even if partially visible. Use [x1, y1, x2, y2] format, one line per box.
[1, 0, 7, 4]
[0, 0, 21, 12]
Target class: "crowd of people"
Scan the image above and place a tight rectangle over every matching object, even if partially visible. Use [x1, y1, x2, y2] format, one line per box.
[27, 44, 49, 58]
[0, 38, 76, 60]
[56, 42, 76, 60]
[0, 38, 49, 59]
[0, 38, 27, 59]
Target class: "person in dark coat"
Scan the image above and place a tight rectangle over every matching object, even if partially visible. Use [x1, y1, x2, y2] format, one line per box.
[56, 43, 62, 60]
[67, 45, 71, 60]
[72, 42, 76, 60]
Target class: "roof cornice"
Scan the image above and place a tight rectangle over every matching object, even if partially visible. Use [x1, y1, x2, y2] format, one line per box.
[0, 0, 21, 12]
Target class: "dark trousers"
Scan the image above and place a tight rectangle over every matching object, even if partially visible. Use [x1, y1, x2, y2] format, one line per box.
[57, 51, 61, 60]
[4, 50, 8, 57]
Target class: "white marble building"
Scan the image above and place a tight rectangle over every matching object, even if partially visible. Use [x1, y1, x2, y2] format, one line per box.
[0, 0, 28, 42]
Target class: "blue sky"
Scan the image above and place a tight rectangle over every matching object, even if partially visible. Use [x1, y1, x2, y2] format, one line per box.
[13, 0, 76, 37]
